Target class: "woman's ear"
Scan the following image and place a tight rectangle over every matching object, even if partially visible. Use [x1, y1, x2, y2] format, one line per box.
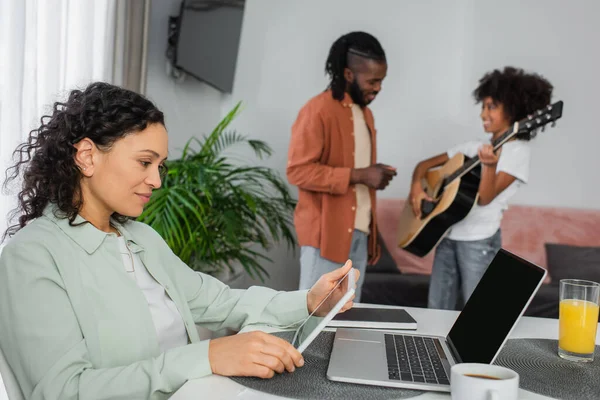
[73, 138, 95, 176]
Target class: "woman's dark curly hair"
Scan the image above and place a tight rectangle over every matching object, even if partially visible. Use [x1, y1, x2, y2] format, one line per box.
[473, 66, 553, 140]
[2, 82, 165, 241]
[325, 31, 386, 101]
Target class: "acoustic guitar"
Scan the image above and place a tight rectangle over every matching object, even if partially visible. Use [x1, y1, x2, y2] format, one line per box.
[397, 101, 564, 257]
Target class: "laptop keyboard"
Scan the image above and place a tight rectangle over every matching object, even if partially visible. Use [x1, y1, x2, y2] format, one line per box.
[384, 334, 450, 385]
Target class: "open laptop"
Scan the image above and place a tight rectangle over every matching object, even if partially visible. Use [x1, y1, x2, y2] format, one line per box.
[326, 248, 547, 392]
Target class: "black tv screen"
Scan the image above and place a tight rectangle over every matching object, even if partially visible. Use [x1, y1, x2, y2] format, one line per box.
[174, 0, 245, 93]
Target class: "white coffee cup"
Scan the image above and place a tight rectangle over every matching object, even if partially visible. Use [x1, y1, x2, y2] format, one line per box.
[450, 363, 519, 400]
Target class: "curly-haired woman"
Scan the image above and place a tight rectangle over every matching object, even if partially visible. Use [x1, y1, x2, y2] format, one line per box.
[0, 82, 357, 400]
[408, 66, 554, 311]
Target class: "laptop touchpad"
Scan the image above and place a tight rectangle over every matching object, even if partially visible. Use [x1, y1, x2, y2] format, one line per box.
[328, 336, 387, 380]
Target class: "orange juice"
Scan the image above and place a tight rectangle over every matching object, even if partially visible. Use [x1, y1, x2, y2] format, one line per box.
[559, 299, 599, 354]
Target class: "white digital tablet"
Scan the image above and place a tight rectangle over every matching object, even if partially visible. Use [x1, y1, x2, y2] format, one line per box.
[291, 268, 356, 353]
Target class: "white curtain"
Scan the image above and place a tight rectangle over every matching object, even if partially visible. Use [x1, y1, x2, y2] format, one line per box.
[0, 1, 150, 397]
[0, 0, 118, 246]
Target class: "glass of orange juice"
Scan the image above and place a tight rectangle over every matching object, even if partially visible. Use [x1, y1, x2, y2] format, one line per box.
[558, 279, 600, 362]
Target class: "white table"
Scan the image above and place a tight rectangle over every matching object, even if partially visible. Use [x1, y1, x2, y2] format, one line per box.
[172, 303, 600, 400]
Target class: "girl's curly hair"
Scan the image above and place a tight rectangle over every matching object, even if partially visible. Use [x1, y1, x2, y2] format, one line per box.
[2, 82, 164, 241]
[473, 66, 554, 140]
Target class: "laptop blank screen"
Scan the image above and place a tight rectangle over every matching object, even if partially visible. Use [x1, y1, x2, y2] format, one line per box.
[446, 249, 546, 363]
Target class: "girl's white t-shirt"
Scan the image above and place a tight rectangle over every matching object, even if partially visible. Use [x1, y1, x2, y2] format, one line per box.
[445, 139, 531, 241]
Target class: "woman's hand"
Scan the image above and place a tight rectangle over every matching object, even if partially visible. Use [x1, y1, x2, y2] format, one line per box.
[209, 331, 304, 378]
[307, 260, 358, 316]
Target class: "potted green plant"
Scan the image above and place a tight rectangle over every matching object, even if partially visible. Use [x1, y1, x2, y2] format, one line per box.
[138, 102, 297, 282]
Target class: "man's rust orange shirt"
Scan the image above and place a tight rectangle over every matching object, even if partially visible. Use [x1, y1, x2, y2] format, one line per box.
[287, 90, 380, 265]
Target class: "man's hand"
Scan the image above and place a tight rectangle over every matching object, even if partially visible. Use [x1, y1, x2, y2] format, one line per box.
[351, 164, 397, 190]
[307, 260, 358, 316]
[209, 331, 305, 379]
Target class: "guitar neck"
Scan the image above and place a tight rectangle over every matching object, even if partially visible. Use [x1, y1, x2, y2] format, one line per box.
[443, 123, 519, 187]
[440, 100, 562, 189]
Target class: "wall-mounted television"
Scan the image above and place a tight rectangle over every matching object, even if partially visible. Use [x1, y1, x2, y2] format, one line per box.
[171, 0, 245, 93]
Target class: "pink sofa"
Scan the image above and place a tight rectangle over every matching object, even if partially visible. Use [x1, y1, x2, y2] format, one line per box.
[361, 198, 600, 318]
[376, 198, 600, 283]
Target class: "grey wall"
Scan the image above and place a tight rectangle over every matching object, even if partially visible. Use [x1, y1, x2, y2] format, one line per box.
[146, 0, 600, 290]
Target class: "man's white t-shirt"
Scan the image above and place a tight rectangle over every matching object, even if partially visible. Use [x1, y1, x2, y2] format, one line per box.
[445, 139, 531, 241]
[350, 104, 372, 234]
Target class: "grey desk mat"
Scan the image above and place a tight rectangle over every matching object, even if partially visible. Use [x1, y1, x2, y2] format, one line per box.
[230, 331, 422, 399]
[494, 338, 600, 400]
[230, 332, 600, 400]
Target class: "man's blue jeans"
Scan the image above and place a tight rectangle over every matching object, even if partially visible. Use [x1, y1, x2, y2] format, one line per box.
[299, 230, 368, 302]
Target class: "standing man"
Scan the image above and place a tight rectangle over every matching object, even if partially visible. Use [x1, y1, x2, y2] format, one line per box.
[287, 31, 396, 302]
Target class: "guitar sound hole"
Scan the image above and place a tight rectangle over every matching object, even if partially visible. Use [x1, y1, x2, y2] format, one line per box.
[420, 199, 436, 218]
